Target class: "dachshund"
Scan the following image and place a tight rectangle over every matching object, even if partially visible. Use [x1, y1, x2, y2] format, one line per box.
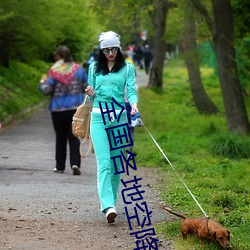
[162, 207, 231, 249]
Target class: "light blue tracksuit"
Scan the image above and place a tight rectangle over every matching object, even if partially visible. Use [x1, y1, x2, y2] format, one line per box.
[88, 62, 137, 212]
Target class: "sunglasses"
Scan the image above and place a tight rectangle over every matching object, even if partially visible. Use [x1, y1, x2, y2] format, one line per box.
[102, 47, 119, 55]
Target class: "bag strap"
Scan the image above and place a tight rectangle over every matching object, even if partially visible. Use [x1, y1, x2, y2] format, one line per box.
[79, 137, 94, 158]
[92, 61, 95, 79]
[126, 62, 129, 89]
[126, 62, 129, 82]
[92, 61, 95, 89]
[83, 94, 88, 105]
[79, 99, 93, 158]
[124, 62, 129, 100]
[79, 113, 94, 158]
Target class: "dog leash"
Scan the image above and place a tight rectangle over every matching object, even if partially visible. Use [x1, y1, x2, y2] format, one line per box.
[139, 118, 209, 218]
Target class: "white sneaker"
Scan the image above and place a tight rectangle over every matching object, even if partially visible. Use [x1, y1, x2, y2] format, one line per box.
[105, 208, 117, 223]
[72, 165, 81, 175]
[53, 168, 64, 173]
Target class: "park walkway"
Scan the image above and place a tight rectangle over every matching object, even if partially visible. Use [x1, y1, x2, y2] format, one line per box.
[0, 69, 171, 250]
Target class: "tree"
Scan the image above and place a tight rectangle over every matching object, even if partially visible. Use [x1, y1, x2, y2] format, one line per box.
[0, 0, 58, 66]
[191, 0, 250, 134]
[232, 0, 250, 40]
[91, 0, 155, 48]
[184, 1, 218, 114]
[0, 0, 98, 66]
[148, 0, 177, 89]
[232, 0, 250, 96]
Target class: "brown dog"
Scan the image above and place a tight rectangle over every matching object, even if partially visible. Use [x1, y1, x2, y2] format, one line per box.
[162, 207, 231, 249]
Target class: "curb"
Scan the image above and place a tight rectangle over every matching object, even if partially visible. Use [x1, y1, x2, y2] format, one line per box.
[0, 99, 48, 129]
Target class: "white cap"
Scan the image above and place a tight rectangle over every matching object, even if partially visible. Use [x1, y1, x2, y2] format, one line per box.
[99, 31, 121, 49]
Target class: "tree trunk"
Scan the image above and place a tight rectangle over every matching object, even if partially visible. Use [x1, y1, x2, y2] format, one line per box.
[184, 4, 218, 114]
[147, 0, 169, 89]
[212, 0, 250, 134]
[191, 0, 250, 134]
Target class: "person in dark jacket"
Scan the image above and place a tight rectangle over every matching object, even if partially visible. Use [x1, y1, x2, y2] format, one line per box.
[143, 44, 152, 74]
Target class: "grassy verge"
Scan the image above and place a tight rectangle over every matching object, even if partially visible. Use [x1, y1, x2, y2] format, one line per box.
[134, 59, 250, 250]
[0, 60, 50, 125]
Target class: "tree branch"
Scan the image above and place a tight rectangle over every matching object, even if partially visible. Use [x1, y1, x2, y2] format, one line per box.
[190, 0, 216, 37]
[167, 1, 178, 9]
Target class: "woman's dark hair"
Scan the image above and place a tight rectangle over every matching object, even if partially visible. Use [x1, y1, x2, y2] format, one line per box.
[54, 45, 73, 63]
[95, 48, 126, 75]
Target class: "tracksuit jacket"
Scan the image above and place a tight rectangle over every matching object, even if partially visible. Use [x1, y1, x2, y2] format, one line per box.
[87, 62, 138, 212]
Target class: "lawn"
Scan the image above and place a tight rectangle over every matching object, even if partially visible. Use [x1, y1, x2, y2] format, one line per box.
[134, 58, 250, 250]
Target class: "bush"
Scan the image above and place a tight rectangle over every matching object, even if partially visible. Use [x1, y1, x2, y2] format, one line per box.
[210, 135, 250, 159]
[210, 191, 237, 209]
[0, 60, 49, 123]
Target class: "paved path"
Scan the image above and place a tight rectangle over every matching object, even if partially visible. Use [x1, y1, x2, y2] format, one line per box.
[0, 71, 171, 249]
[135, 68, 149, 88]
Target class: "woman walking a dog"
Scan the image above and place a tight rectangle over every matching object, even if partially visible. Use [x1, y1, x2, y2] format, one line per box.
[85, 31, 138, 223]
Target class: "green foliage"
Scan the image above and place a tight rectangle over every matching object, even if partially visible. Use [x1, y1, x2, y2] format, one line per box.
[135, 58, 250, 249]
[210, 191, 238, 209]
[0, 60, 49, 122]
[156, 221, 181, 239]
[236, 37, 250, 95]
[92, 0, 156, 46]
[165, 0, 213, 45]
[165, 3, 184, 44]
[232, 0, 250, 39]
[0, 0, 100, 66]
[210, 134, 250, 159]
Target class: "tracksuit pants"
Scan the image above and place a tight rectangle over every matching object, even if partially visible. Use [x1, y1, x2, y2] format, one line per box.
[90, 110, 128, 212]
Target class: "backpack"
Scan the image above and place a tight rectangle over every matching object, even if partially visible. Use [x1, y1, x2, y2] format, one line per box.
[72, 95, 93, 158]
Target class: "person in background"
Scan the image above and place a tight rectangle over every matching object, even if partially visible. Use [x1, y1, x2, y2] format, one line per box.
[39, 45, 88, 175]
[88, 46, 99, 64]
[84, 46, 99, 72]
[143, 44, 153, 74]
[85, 31, 138, 223]
[123, 51, 134, 66]
[134, 44, 144, 69]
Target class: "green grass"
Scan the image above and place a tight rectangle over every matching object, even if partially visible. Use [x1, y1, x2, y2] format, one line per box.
[0, 60, 50, 123]
[134, 59, 250, 250]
